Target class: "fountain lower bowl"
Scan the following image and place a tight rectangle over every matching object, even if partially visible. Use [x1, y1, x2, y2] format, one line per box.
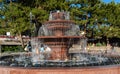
[0, 53, 120, 67]
[1, 53, 120, 74]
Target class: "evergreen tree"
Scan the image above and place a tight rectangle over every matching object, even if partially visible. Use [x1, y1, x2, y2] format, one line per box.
[0, 2, 31, 47]
[94, 2, 120, 44]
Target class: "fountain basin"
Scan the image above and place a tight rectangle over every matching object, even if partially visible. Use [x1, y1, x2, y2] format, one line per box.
[1, 64, 120, 74]
[1, 52, 120, 67]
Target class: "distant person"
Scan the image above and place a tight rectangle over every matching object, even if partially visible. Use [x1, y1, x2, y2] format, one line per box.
[27, 41, 32, 52]
[24, 41, 32, 52]
[39, 44, 45, 53]
[44, 46, 52, 60]
[38, 44, 45, 60]
[35, 46, 39, 54]
[111, 43, 115, 52]
[24, 45, 29, 52]
[45, 46, 51, 53]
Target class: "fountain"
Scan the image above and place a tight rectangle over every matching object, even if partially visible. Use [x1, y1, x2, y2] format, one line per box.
[0, 11, 120, 74]
[37, 10, 86, 60]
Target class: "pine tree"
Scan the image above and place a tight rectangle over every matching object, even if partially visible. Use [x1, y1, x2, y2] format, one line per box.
[0, 2, 31, 47]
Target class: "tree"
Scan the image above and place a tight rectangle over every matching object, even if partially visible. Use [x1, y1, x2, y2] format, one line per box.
[69, 0, 102, 37]
[95, 2, 120, 44]
[0, 2, 31, 47]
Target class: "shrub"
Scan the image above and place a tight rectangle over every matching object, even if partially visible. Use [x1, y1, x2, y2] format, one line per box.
[96, 42, 102, 46]
[1, 45, 23, 52]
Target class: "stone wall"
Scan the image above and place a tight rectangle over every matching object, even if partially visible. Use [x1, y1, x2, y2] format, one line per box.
[0, 65, 120, 74]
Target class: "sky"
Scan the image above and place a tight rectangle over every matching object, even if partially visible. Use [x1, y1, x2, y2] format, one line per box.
[103, 0, 120, 3]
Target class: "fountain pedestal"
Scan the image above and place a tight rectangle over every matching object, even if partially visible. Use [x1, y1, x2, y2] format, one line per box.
[50, 45, 67, 60]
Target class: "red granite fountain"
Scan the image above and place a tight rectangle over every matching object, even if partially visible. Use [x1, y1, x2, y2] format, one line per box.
[37, 11, 85, 60]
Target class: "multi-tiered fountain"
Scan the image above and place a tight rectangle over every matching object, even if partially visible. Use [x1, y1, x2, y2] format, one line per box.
[36, 10, 86, 60]
[1, 11, 120, 74]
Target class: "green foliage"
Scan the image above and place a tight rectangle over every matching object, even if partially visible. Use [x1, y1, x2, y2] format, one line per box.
[0, 0, 120, 44]
[0, 3, 31, 36]
[1, 45, 23, 52]
[31, 8, 48, 23]
[96, 42, 102, 46]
